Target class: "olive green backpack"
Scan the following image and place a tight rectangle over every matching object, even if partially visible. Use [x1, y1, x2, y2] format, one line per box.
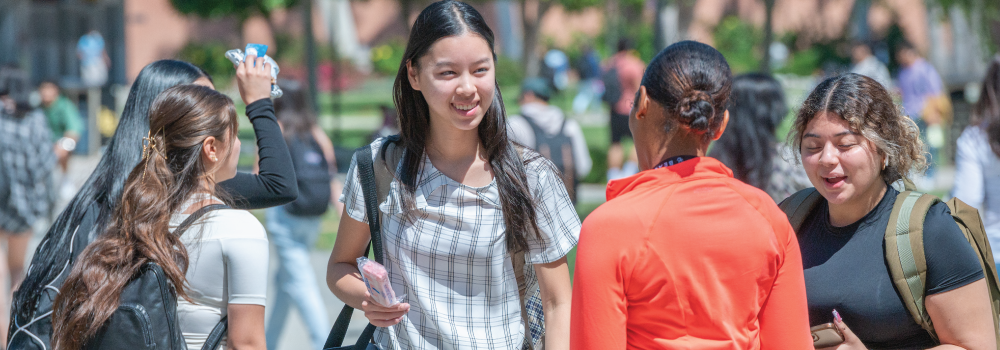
[779, 188, 1000, 343]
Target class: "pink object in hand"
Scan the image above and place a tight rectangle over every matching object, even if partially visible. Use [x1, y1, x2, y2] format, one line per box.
[357, 257, 399, 307]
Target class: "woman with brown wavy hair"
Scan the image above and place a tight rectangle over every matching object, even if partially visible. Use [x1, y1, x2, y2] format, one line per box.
[51, 84, 267, 350]
[791, 73, 993, 349]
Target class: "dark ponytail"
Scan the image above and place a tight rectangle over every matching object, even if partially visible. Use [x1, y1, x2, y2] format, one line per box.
[641, 40, 732, 140]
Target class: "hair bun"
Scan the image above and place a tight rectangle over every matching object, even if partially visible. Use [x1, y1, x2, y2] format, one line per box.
[677, 90, 714, 132]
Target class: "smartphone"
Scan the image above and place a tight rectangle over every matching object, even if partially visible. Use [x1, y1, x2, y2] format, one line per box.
[811, 323, 845, 348]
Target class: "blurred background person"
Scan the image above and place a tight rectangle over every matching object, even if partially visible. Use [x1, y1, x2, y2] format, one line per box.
[77, 29, 109, 88]
[850, 41, 892, 90]
[896, 41, 950, 188]
[37, 80, 84, 203]
[572, 44, 604, 115]
[264, 81, 340, 350]
[509, 78, 592, 203]
[604, 38, 644, 180]
[371, 104, 399, 141]
[542, 45, 570, 92]
[709, 73, 810, 202]
[952, 55, 1000, 274]
[0, 65, 56, 344]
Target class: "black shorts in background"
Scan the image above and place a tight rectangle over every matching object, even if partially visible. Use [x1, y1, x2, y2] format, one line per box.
[610, 111, 631, 143]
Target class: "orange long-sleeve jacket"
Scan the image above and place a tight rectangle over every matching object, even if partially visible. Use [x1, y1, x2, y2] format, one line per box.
[571, 157, 812, 349]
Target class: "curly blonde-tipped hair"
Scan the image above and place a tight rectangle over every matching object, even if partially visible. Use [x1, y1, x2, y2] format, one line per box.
[789, 73, 927, 184]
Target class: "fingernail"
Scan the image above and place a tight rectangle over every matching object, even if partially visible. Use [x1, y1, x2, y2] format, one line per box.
[833, 309, 842, 323]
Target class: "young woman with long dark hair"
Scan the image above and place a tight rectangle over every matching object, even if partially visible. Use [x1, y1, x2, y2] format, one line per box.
[326, 1, 579, 349]
[709, 73, 810, 201]
[9, 57, 294, 349]
[571, 41, 812, 349]
[952, 55, 1000, 272]
[52, 84, 267, 350]
[792, 73, 993, 349]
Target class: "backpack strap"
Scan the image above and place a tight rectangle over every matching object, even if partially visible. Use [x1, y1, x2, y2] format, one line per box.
[884, 191, 939, 342]
[777, 188, 823, 233]
[946, 197, 1000, 343]
[171, 203, 231, 350]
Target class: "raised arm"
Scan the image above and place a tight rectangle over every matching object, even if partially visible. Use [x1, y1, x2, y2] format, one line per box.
[219, 54, 297, 209]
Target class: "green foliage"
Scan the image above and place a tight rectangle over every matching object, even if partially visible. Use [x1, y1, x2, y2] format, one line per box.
[177, 42, 236, 87]
[171, 0, 298, 20]
[713, 16, 763, 73]
[371, 40, 406, 76]
[496, 55, 526, 88]
[558, 0, 604, 12]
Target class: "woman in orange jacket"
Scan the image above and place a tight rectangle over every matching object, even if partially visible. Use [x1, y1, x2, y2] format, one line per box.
[570, 41, 812, 349]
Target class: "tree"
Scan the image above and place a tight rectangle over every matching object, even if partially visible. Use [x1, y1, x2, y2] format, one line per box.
[170, 0, 300, 41]
[519, 0, 602, 78]
[927, 0, 1000, 52]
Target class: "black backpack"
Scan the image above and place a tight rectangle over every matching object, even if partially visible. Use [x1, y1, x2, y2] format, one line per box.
[83, 204, 230, 350]
[285, 134, 333, 216]
[601, 66, 622, 106]
[522, 116, 578, 203]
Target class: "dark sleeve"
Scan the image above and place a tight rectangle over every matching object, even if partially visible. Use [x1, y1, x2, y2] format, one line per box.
[924, 202, 985, 295]
[218, 98, 298, 209]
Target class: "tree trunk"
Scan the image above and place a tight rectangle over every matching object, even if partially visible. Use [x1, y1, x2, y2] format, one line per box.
[760, 0, 774, 73]
[400, 0, 412, 37]
[520, 0, 551, 78]
[304, 0, 319, 112]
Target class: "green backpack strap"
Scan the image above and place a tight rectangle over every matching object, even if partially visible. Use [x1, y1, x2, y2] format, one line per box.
[778, 188, 823, 233]
[884, 191, 940, 343]
[945, 197, 1000, 343]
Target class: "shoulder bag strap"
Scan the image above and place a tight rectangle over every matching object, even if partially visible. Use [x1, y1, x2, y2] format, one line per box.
[884, 190, 939, 342]
[325, 141, 400, 350]
[777, 188, 822, 233]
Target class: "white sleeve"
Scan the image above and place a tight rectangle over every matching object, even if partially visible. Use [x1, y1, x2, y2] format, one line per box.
[220, 212, 270, 305]
[952, 127, 986, 210]
[567, 119, 592, 178]
[525, 158, 581, 264]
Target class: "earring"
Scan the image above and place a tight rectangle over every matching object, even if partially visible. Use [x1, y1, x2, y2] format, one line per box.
[883, 156, 889, 170]
[212, 156, 218, 162]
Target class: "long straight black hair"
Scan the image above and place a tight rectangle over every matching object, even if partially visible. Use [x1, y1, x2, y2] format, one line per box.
[12, 60, 211, 327]
[709, 73, 786, 190]
[392, 0, 542, 253]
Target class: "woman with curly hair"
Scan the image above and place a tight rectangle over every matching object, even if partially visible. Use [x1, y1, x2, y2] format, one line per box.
[790, 73, 994, 349]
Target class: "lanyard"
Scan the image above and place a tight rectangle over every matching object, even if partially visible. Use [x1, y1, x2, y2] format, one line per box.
[653, 155, 698, 170]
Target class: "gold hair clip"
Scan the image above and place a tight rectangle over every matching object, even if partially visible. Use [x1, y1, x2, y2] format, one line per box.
[142, 128, 167, 161]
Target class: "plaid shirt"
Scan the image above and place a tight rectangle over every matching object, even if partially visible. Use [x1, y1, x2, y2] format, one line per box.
[341, 138, 580, 350]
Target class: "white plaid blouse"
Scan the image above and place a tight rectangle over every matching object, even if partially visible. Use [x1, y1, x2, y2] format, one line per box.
[340, 138, 580, 350]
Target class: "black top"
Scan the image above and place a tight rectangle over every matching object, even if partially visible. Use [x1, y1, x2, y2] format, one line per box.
[799, 186, 984, 349]
[218, 98, 297, 208]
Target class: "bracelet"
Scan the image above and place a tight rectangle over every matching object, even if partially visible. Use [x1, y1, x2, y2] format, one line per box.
[58, 137, 77, 152]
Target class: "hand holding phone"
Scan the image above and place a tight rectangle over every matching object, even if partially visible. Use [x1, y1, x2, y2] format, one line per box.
[811, 322, 845, 348]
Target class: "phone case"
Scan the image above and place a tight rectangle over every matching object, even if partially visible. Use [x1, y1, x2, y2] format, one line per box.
[810, 323, 845, 348]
